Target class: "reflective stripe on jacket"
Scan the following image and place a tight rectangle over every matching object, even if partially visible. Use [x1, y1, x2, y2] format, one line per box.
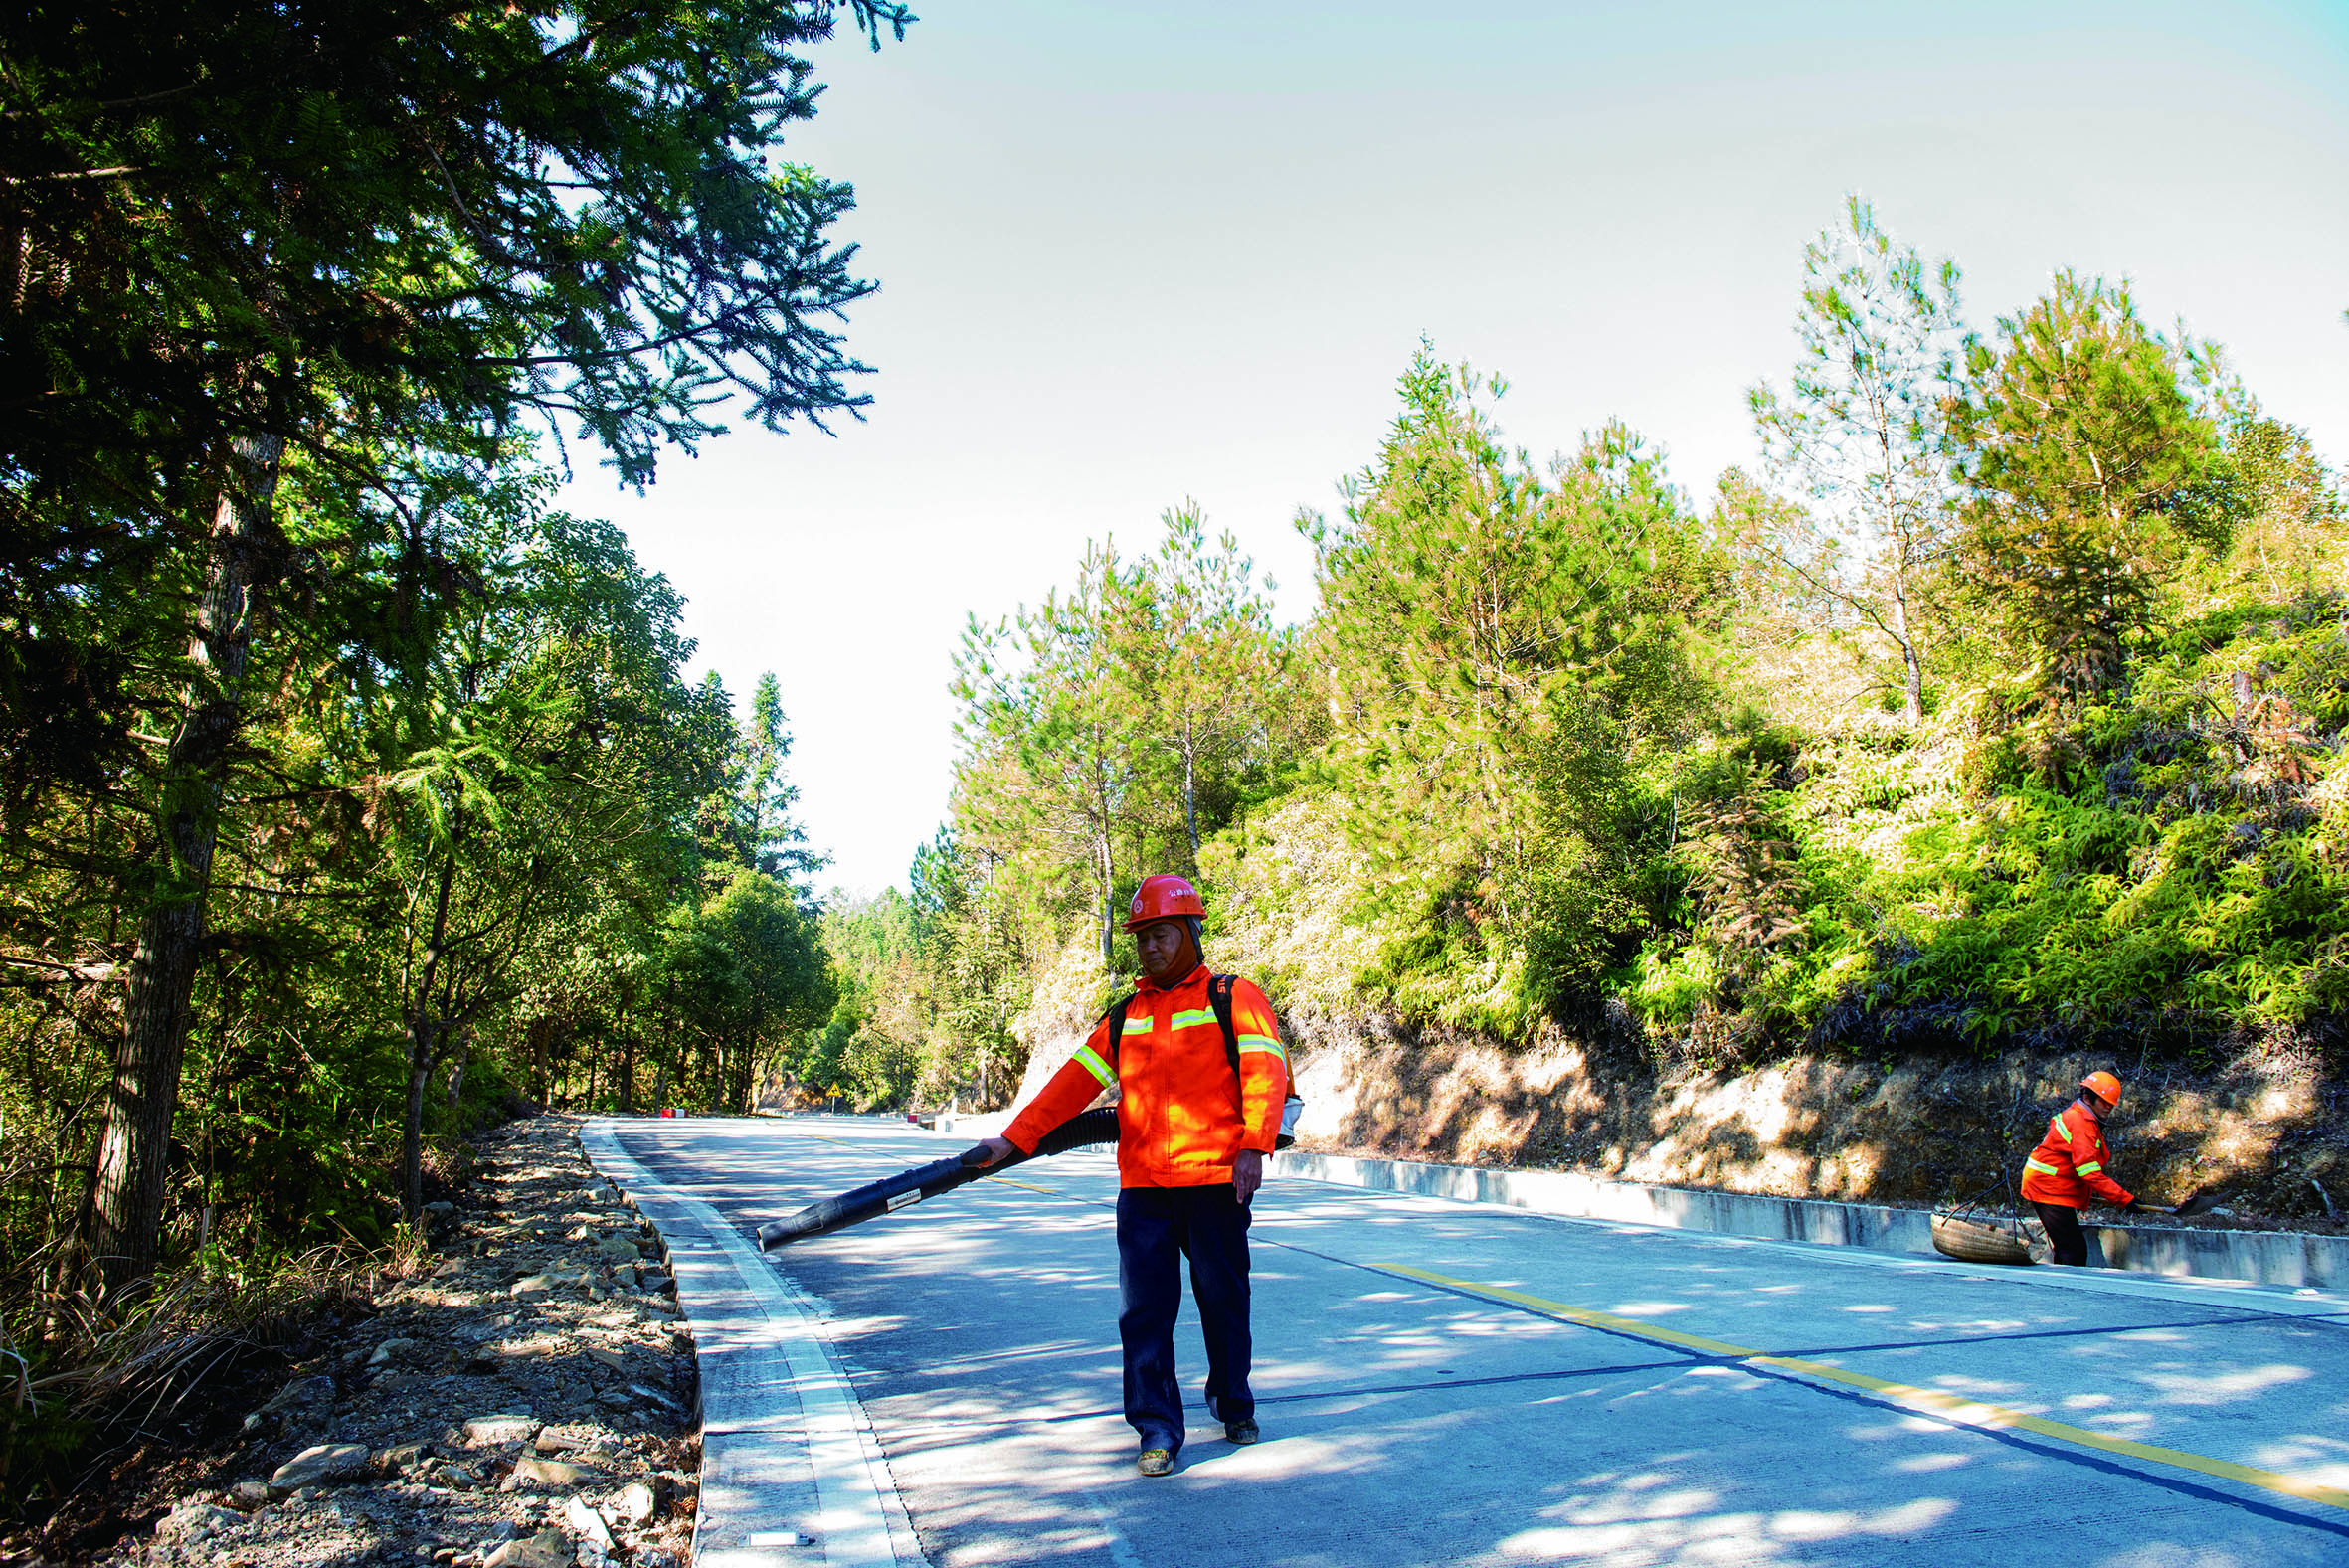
[2019, 1100, 2132, 1209]
[1003, 964, 1288, 1188]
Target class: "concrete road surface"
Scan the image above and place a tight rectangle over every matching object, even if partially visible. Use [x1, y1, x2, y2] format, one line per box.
[609, 1115, 2349, 1568]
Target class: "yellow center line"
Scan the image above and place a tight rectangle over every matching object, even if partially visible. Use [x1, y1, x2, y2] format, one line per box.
[1378, 1262, 2349, 1514]
[765, 1138, 2347, 1513]
[986, 1176, 1060, 1196]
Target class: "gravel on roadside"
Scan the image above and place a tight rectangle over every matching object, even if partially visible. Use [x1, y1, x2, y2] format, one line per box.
[96, 1114, 701, 1568]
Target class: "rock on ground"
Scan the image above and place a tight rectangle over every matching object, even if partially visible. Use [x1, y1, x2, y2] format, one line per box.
[87, 1114, 701, 1568]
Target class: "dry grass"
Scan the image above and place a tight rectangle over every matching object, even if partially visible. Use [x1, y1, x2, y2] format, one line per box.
[0, 1235, 401, 1527]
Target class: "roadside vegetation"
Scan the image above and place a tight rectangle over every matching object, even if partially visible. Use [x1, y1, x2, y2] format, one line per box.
[4, 0, 2343, 1525]
[0, 0, 900, 1521]
[817, 200, 2346, 1125]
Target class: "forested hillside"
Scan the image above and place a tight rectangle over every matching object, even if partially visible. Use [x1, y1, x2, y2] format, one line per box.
[0, 0, 902, 1503]
[817, 201, 2347, 1124]
[3, 0, 2343, 1517]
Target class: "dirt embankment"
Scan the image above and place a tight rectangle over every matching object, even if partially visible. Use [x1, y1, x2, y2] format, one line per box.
[1282, 1010, 2348, 1232]
[52, 1116, 701, 1568]
[1014, 999, 2347, 1231]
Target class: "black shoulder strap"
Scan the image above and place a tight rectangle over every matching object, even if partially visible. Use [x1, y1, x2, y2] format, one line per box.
[1208, 973, 1239, 1075]
[1099, 992, 1136, 1075]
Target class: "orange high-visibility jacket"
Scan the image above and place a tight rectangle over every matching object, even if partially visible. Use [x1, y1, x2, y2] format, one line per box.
[1003, 964, 1288, 1189]
[2020, 1101, 2133, 1209]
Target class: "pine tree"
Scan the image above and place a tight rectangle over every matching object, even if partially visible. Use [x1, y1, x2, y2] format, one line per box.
[953, 546, 1153, 967]
[1749, 197, 1964, 724]
[1949, 272, 2239, 710]
[5, 0, 911, 1291]
[1130, 504, 1289, 865]
[1306, 345, 1711, 1017]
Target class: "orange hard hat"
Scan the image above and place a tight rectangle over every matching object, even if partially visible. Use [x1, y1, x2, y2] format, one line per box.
[2080, 1070, 2123, 1108]
[1124, 874, 1206, 931]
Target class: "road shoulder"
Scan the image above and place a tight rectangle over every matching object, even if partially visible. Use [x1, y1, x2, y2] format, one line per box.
[581, 1119, 926, 1568]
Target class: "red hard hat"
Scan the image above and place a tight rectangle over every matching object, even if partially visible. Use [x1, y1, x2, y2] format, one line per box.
[2080, 1070, 2123, 1109]
[1124, 874, 1206, 931]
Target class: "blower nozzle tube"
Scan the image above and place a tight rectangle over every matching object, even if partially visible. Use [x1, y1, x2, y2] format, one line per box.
[756, 1107, 1120, 1250]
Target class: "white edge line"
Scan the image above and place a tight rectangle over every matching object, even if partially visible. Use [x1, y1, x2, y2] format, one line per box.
[1082, 1496, 1146, 1568]
[581, 1118, 927, 1568]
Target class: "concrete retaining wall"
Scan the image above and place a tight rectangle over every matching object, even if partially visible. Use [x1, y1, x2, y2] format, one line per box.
[2086, 1218, 2349, 1289]
[930, 1110, 1010, 1139]
[1272, 1148, 2349, 1291]
[928, 1112, 2349, 1289]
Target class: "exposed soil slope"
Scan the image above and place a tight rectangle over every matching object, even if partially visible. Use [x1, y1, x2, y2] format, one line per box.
[1013, 1003, 2345, 1233]
[1285, 1011, 2347, 1234]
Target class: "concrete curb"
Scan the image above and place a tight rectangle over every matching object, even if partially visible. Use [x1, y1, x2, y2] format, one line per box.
[1270, 1147, 2349, 1291]
[928, 1111, 1009, 1139]
[581, 1119, 927, 1568]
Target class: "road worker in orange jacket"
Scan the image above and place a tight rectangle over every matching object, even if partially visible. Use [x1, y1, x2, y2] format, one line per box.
[2021, 1070, 2139, 1266]
[975, 873, 1289, 1478]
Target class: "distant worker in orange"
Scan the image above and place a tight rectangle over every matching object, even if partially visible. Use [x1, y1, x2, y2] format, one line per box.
[974, 874, 1293, 1478]
[2021, 1070, 2140, 1266]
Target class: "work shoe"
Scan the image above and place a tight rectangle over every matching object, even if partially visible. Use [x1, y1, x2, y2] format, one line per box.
[1137, 1447, 1175, 1477]
[1224, 1419, 1259, 1446]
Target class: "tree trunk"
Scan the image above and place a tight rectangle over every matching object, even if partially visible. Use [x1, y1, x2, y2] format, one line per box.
[402, 841, 458, 1220]
[734, 992, 760, 1114]
[83, 435, 283, 1298]
[1891, 583, 1924, 726]
[1181, 718, 1200, 861]
[1094, 735, 1119, 968]
[653, 977, 675, 1110]
[620, 1028, 636, 1114]
[401, 1056, 434, 1220]
[1097, 833, 1116, 968]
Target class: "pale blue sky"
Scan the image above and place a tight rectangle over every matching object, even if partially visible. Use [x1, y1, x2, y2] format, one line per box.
[558, 0, 2349, 896]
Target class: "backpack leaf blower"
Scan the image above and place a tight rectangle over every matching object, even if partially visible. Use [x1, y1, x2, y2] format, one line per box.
[757, 1108, 1121, 1250]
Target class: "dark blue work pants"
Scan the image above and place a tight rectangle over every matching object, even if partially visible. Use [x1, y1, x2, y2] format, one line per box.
[2033, 1201, 2089, 1266]
[1116, 1183, 1253, 1453]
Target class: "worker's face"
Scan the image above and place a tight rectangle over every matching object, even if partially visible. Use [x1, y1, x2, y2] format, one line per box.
[2083, 1088, 2115, 1119]
[1135, 920, 1193, 983]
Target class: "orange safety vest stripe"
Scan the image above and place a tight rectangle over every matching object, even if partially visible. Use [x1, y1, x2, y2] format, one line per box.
[2019, 1102, 2133, 1209]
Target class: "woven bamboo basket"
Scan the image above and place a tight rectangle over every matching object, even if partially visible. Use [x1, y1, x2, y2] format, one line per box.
[1930, 1212, 2036, 1266]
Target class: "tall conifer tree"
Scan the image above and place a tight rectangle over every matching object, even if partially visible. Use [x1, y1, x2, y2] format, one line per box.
[5, 0, 911, 1291]
[1949, 273, 2239, 710]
